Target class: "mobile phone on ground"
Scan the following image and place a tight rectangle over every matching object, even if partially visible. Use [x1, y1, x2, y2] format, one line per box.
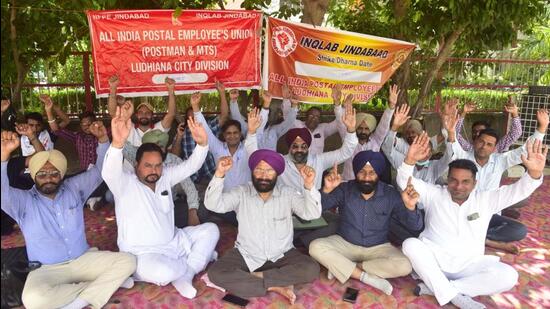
[222, 294, 250, 307]
[343, 287, 359, 303]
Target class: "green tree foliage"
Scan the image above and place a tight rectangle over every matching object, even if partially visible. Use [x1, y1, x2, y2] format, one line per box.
[330, 0, 549, 116]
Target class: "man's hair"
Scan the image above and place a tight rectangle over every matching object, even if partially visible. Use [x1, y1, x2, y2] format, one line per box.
[477, 128, 500, 144]
[471, 120, 491, 130]
[307, 106, 322, 115]
[136, 143, 165, 163]
[221, 119, 242, 134]
[25, 112, 44, 123]
[79, 111, 96, 121]
[448, 159, 478, 178]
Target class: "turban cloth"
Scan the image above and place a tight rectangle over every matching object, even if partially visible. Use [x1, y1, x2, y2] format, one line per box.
[404, 119, 423, 133]
[356, 113, 377, 132]
[285, 128, 312, 147]
[248, 149, 285, 175]
[142, 130, 169, 149]
[28, 150, 68, 181]
[352, 150, 386, 177]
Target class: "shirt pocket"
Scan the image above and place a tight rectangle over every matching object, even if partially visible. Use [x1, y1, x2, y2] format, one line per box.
[370, 209, 390, 231]
[157, 194, 173, 214]
[273, 216, 292, 240]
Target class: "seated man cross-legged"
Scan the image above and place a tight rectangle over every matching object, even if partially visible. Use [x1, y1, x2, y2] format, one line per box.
[102, 102, 219, 299]
[399, 133, 545, 309]
[309, 150, 423, 295]
[1, 124, 136, 309]
[205, 149, 322, 304]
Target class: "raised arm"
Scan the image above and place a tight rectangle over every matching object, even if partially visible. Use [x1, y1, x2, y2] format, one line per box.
[65, 121, 110, 202]
[496, 102, 522, 152]
[323, 92, 345, 138]
[291, 165, 322, 220]
[487, 139, 546, 214]
[170, 122, 186, 157]
[15, 123, 45, 153]
[216, 81, 229, 126]
[102, 102, 134, 196]
[318, 104, 358, 170]
[396, 133, 436, 206]
[382, 103, 411, 161]
[229, 89, 248, 136]
[501, 108, 547, 168]
[368, 84, 400, 147]
[164, 117, 208, 186]
[41, 94, 69, 131]
[160, 77, 177, 130]
[107, 75, 119, 118]
[244, 108, 261, 155]
[1, 131, 28, 222]
[204, 156, 240, 213]
[192, 92, 224, 158]
[456, 101, 476, 151]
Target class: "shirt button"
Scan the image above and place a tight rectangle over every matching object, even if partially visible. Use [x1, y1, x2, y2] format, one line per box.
[61, 226, 64, 229]
[57, 213, 61, 216]
[65, 238, 68, 241]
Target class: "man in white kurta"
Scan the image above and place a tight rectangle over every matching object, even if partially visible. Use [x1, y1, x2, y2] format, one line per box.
[397, 135, 545, 308]
[102, 103, 219, 299]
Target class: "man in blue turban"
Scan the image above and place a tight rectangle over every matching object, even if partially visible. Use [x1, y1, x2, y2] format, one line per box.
[309, 150, 423, 296]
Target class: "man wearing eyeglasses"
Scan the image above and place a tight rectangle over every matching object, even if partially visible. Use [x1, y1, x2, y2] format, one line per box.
[0, 124, 136, 309]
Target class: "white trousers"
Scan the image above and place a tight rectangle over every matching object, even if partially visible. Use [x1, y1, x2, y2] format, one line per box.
[134, 223, 219, 286]
[402, 238, 518, 305]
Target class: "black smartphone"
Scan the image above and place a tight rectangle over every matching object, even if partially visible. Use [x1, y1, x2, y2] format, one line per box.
[222, 294, 249, 307]
[343, 287, 359, 303]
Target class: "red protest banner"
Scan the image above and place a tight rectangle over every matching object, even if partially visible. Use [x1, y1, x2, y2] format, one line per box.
[87, 10, 262, 98]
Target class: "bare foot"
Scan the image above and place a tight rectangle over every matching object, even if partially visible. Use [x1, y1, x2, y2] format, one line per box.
[485, 239, 520, 255]
[252, 271, 263, 279]
[268, 285, 296, 304]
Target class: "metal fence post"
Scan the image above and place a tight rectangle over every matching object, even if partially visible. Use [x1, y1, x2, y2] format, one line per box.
[83, 52, 93, 112]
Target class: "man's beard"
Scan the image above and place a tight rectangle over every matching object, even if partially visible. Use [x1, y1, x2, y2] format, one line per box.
[37, 181, 61, 195]
[291, 151, 308, 164]
[143, 174, 160, 184]
[139, 118, 151, 126]
[357, 132, 370, 141]
[252, 175, 277, 193]
[356, 179, 377, 194]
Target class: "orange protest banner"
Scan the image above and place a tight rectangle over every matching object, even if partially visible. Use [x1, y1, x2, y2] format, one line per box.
[263, 18, 415, 104]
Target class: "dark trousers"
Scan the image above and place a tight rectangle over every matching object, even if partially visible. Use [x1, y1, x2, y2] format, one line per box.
[294, 211, 340, 248]
[208, 248, 320, 298]
[388, 210, 425, 246]
[486, 214, 527, 242]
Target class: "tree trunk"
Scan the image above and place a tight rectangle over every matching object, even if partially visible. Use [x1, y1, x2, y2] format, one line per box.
[9, 0, 28, 109]
[301, 0, 330, 26]
[391, 0, 412, 106]
[412, 25, 466, 117]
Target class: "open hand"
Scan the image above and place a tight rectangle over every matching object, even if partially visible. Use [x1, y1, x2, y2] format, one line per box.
[342, 103, 357, 133]
[405, 131, 431, 165]
[521, 139, 548, 179]
[1, 131, 20, 161]
[388, 84, 400, 109]
[331, 84, 342, 105]
[391, 104, 411, 131]
[247, 108, 262, 135]
[111, 105, 133, 148]
[536, 108, 549, 132]
[187, 116, 208, 146]
[39, 94, 54, 111]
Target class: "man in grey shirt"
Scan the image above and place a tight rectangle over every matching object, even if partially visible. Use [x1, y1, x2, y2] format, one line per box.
[205, 149, 321, 304]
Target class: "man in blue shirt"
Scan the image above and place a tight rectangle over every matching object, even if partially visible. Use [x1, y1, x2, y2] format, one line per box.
[1, 123, 136, 309]
[309, 150, 422, 295]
